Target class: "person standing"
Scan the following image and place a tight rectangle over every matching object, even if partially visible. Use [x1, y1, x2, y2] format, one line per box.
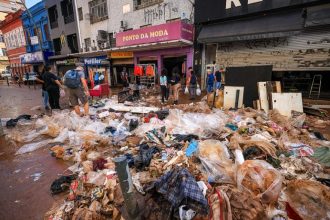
[160, 69, 168, 104]
[189, 71, 197, 100]
[121, 67, 129, 89]
[215, 68, 222, 90]
[206, 68, 215, 93]
[43, 66, 63, 110]
[35, 70, 50, 110]
[94, 72, 100, 85]
[170, 67, 181, 105]
[64, 65, 90, 116]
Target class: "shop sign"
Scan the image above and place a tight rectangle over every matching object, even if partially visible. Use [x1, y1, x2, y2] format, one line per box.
[55, 59, 77, 66]
[30, 36, 39, 45]
[84, 56, 107, 66]
[20, 51, 44, 64]
[195, 0, 322, 23]
[108, 51, 134, 59]
[116, 20, 193, 47]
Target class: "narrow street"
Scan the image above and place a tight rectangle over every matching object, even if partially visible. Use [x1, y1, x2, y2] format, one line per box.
[0, 83, 69, 220]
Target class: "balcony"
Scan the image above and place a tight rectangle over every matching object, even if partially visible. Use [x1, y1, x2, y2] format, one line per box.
[50, 20, 59, 29]
[135, 0, 163, 10]
[64, 14, 75, 24]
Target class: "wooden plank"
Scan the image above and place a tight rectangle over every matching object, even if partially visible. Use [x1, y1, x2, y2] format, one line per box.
[272, 93, 303, 117]
[258, 82, 269, 113]
[275, 81, 282, 93]
[224, 86, 244, 109]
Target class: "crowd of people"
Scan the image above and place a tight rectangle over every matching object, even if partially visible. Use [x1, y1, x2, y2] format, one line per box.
[159, 66, 224, 104]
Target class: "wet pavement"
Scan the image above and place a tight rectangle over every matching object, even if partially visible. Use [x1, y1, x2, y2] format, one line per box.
[0, 82, 69, 220]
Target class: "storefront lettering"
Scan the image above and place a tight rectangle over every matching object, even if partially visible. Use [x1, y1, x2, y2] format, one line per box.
[123, 29, 169, 42]
[226, 0, 263, 9]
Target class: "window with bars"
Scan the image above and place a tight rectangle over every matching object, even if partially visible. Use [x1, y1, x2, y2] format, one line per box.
[89, 0, 108, 24]
[133, 0, 163, 10]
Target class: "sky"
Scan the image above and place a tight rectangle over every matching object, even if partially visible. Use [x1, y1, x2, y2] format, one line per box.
[25, 0, 42, 8]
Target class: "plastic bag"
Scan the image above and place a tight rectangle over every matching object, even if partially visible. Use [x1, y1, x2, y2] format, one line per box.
[60, 89, 66, 97]
[15, 139, 50, 155]
[196, 84, 201, 96]
[237, 160, 283, 204]
[198, 140, 236, 183]
[285, 180, 330, 220]
[184, 86, 189, 94]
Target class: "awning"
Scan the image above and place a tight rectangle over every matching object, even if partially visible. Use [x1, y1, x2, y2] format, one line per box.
[48, 54, 79, 60]
[305, 3, 330, 27]
[198, 9, 304, 43]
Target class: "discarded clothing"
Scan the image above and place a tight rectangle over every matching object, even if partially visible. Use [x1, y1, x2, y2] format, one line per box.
[51, 175, 77, 194]
[155, 109, 170, 120]
[125, 153, 135, 168]
[312, 146, 330, 167]
[93, 158, 107, 171]
[129, 119, 139, 132]
[6, 114, 31, 128]
[134, 144, 160, 171]
[145, 166, 208, 214]
[173, 134, 199, 142]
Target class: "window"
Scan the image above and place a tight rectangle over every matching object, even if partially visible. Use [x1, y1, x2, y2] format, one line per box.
[123, 4, 130, 14]
[78, 7, 83, 20]
[61, 0, 75, 24]
[84, 38, 91, 51]
[133, 0, 163, 10]
[67, 34, 78, 53]
[44, 24, 51, 41]
[24, 29, 30, 45]
[48, 5, 58, 29]
[53, 38, 61, 55]
[89, 0, 108, 24]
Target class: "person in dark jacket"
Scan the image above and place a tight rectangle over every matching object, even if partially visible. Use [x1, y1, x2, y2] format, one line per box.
[43, 66, 63, 110]
[189, 71, 197, 100]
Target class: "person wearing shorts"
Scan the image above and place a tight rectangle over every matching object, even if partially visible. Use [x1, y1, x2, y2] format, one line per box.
[64, 66, 90, 116]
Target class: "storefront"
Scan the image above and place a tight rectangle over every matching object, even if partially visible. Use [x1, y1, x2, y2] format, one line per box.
[108, 51, 134, 86]
[84, 56, 110, 87]
[50, 57, 80, 78]
[114, 20, 194, 85]
[195, 0, 330, 97]
[20, 51, 54, 74]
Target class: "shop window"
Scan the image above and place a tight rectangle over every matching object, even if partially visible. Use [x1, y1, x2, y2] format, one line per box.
[89, 0, 108, 24]
[84, 38, 91, 51]
[67, 33, 78, 53]
[61, 0, 75, 24]
[48, 5, 58, 29]
[78, 7, 83, 21]
[53, 38, 62, 55]
[133, 0, 163, 10]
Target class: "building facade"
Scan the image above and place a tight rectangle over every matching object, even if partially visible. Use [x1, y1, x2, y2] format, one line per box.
[75, 0, 194, 86]
[21, 1, 54, 73]
[45, 0, 80, 75]
[195, 0, 330, 97]
[0, 9, 29, 76]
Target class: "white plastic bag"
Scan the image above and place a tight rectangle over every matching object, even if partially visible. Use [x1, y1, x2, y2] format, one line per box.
[196, 84, 201, 96]
[60, 89, 66, 97]
[184, 86, 189, 94]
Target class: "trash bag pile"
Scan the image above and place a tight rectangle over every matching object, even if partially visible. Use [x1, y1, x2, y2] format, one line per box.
[4, 97, 330, 220]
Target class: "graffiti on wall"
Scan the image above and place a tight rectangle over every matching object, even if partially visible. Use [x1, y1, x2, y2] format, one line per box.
[144, 2, 179, 25]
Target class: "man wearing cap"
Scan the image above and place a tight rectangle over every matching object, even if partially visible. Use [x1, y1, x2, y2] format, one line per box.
[64, 65, 90, 116]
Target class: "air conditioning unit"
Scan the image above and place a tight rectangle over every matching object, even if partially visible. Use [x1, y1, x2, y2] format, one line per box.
[97, 30, 108, 42]
[120, 21, 127, 29]
[92, 46, 97, 51]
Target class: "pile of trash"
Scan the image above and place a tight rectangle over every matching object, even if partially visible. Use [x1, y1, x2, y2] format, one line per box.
[4, 96, 330, 220]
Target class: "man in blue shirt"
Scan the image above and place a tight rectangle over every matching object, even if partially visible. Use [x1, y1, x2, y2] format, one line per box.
[206, 68, 215, 93]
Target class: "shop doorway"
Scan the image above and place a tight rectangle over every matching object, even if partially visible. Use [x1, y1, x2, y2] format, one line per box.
[163, 56, 186, 81]
[273, 71, 330, 100]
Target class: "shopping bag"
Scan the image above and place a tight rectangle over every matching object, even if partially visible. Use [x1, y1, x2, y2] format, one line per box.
[184, 86, 189, 94]
[60, 89, 66, 97]
[196, 84, 201, 96]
